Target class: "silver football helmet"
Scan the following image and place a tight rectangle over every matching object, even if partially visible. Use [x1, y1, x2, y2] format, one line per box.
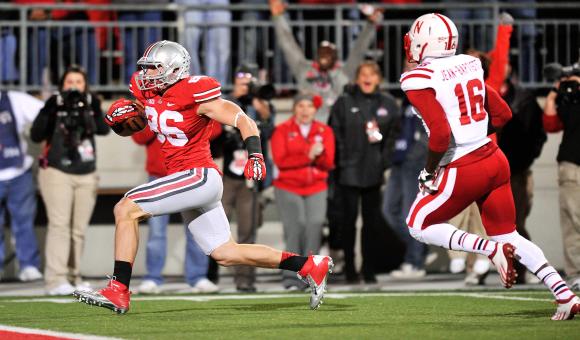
[136, 40, 191, 91]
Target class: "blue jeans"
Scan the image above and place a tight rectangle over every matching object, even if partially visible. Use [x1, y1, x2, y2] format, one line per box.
[382, 159, 426, 269]
[0, 170, 41, 271]
[27, 28, 48, 85]
[55, 28, 98, 84]
[177, 0, 231, 84]
[143, 176, 208, 286]
[118, 11, 163, 84]
[0, 32, 18, 82]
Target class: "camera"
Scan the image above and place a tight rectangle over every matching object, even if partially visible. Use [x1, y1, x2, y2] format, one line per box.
[247, 78, 276, 101]
[58, 89, 89, 129]
[544, 62, 580, 106]
[543, 62, 580, 82]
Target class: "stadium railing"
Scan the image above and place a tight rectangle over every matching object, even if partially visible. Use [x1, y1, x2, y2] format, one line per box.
[0, 2, 578, 93]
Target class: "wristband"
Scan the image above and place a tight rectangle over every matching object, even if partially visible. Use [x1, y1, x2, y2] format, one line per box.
[244, 135, 262, 155]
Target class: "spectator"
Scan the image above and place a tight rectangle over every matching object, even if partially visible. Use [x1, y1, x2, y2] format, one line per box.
[329, 61, 399, 283]
[443, 0, 495, 52]
[0, 3, 18, 84]
[268, 0, 381, 123]
[237, 0, 268, 66]
[132, 125, 219, 294]
[382, 77, 428, 279]
[212, 63, 275, 292]
[0, 90, 44, 282]
[15, 0, 103, 85]
[116, 1, 168, 84]
[271, 93, 335, 290]
[543, 74, 580, 291]
[504, 0, 538, 82]
[498, 66, 546, 283]
[175, 0, 231, 85]
[30, 65, 110, 295]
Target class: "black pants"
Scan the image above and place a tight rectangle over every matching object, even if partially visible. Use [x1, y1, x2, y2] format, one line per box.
[326, 171, 343, 250]
[337, 184, 382, 280]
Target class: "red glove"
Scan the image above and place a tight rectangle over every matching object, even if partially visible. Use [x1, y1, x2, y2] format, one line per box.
[244, 153, 266, 181]
[105, 99, 141, 127]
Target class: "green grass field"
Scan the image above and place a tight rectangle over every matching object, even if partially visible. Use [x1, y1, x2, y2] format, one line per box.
[0, 291, 578, 339]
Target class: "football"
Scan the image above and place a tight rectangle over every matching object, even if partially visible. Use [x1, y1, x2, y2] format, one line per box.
[122, 113, 148, 132]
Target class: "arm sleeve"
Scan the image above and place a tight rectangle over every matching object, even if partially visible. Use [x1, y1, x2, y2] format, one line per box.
[270, 125, 313, 170]
[343, 21, 376, 79]
[400, 68, 435, 92]
[8, 91, 44, 124]
[192, 76, 222, 103]
[91, 96, 111, 135]
[329, 97, 345, 163]
[30, 96, 58, 143]
[405, 89, 451, 153]
[543, 113, 564, 132]
[272, 15, 311, 80]
[381, 101, 402, 169]
[486, 24, 513, 92]
[131, 125, 156, 145]
[314, 126, 336, 171]
[485, 84, 512, 128]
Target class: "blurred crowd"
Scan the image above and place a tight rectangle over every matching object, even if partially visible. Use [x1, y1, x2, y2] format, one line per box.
[1, 0, 579, 296]
[0, 0, 545, 87]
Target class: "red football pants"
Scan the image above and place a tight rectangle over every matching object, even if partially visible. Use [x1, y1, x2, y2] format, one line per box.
[406, 145, 516, 236]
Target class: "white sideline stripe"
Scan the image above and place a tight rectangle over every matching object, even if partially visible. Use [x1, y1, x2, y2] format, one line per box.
[5, 292, 552, 304]
[0, 324, 122, 340]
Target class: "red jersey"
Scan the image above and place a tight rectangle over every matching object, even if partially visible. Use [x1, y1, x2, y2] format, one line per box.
[129, 73, 221, 174]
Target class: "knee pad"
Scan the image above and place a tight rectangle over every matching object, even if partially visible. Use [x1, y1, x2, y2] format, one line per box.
[491, 231, 547, 272]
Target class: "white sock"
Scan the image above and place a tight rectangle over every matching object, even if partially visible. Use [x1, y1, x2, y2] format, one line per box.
[417, 223, 497, 257]
[536, 265, 574, 301]
[491, 231, 547, 270]
[491, 231, 575, 301]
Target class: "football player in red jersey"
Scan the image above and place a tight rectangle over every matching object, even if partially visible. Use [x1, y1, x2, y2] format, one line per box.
[401, 14, 579, 320]
[73, 41, 333, 314]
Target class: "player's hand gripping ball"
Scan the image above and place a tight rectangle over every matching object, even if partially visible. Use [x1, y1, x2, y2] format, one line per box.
[106, 98, 147, 136]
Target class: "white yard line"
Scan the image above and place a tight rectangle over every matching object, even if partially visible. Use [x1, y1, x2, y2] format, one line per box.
[4, 291, 552, 304]
[0, 324, 123, 340]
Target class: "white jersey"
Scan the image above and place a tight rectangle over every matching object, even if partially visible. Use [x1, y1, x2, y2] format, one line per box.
[400, 54, 490, 165]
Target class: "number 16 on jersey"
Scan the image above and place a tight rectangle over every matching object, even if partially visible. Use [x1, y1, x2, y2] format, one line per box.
[454, 78, 487, 126]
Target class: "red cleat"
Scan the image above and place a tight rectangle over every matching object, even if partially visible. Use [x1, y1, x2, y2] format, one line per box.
[298, 255, 334, 310]
[73, 278, 131, 314]
[488, 243, 517, 289]
[552, 295, 580, 321]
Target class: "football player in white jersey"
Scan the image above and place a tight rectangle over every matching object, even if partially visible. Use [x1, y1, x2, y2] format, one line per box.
[401, 13, 579, 320]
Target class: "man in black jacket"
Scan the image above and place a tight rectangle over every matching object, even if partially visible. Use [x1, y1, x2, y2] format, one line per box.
[498, 74, 547, 283]
[329, 61, 399, 283]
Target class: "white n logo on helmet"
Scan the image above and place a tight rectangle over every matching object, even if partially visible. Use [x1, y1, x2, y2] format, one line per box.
[407, 13, 458, 63]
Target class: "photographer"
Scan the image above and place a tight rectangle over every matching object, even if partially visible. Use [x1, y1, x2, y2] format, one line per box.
[543, 64, 580, 291]
[30, 66, 110, 295]
[212, 63, 275, 292]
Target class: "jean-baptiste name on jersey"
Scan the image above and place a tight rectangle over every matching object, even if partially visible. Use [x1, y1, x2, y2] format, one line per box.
[441, 59, 480, 82]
